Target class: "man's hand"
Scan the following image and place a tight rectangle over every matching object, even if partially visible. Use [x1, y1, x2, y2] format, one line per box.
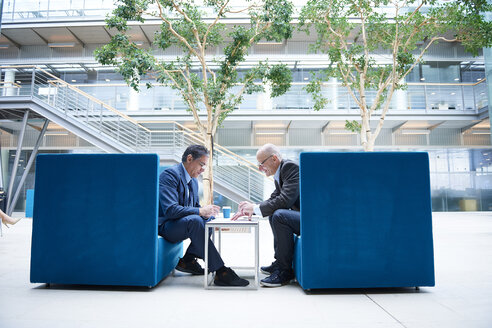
[199, 205, 220, 218]
[231, 201, 255, 220]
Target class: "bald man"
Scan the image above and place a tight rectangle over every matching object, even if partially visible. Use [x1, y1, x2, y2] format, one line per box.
[232, 144, 300, 287]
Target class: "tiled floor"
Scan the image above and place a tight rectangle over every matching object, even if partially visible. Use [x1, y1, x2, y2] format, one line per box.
[1, 212, 491, 328]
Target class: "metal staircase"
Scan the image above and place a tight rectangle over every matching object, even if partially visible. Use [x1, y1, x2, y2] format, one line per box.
[0, 65, 266, 204]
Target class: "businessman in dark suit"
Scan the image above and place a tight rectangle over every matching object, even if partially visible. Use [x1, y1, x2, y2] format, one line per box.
[232, 143, 300, 287]
[159, 145, 248, 287]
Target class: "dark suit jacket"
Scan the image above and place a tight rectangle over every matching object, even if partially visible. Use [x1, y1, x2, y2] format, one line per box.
[259, 159, 300, 217]
[158, 163, 200, 225]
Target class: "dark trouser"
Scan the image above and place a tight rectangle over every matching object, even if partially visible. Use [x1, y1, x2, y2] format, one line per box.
[158, 215, 224, 272]
[269, 209, 301, 271]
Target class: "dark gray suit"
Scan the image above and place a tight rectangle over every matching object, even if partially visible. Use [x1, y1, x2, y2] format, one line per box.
[260, 159, 300, 271]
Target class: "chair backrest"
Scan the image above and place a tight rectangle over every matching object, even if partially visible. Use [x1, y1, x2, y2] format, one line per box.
[31, 153, 160, 286]
[299, 152, 435, 288]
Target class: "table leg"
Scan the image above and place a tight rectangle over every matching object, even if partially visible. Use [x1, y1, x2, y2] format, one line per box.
[255, 224, 259, 289]
[204, 225, 209, 289]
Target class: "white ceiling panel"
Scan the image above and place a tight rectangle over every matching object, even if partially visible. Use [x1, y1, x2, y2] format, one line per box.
[2, 29, 46, 45]
[67, 26, 111, 43]
[35, 27, 74, 43]
[102, 25, 147, 41]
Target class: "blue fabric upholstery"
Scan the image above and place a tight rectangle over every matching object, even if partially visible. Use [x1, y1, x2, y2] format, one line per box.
[30, 154, 182, 287]
[25, 189, 34, 218]
[295, 152, 435, 290]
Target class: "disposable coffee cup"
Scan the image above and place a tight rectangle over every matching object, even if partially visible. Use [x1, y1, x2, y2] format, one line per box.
[222, 206, 231, 218]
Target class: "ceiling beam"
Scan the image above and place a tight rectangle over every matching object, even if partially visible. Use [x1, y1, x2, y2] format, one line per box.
[391, 121, 407, 133]
[46, 64, 60, 75]
[461, 119, 487, 134]
[321, 121, 330, 133]
[139, 25, 152, 45]
[66, 27, 85, 48]
[286, 120, 292, 133]
[30, 28, 49, 44]
[429, 121, 445, 131]
[102, 26, 113, 40]
[79, 63, 90, 72]
[0, 33, 21, 49]
[0, 126, 14, 134]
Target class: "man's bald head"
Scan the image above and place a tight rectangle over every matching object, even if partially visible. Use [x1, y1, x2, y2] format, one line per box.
[256, 144, 282, 177]
[256, 143, 282, 160]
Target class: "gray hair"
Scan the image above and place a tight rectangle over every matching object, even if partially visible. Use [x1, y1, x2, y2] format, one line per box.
[257, 143, 282, 160]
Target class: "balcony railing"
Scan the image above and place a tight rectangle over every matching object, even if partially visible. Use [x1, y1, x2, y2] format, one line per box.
[61, 80, 488, 113]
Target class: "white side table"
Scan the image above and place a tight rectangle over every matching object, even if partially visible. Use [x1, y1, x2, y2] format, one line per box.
[204, 217, 259, 289]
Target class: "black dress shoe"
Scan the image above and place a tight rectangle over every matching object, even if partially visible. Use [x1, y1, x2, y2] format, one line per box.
[260, 261, 279, 275]
[260, 269, 295, 287]
[175, 257, 204, 275]
[214, 267, 249, 287]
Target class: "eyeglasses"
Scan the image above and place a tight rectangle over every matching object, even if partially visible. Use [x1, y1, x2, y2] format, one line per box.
[258, 154, 273, 168]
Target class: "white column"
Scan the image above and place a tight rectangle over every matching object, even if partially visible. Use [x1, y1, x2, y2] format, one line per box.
[3, 70, 16, 97]
[257, 84, 272, 110]
[127, 88, 139, 111]
[394, 89, 408, 110]
[330, 78, 338, 110]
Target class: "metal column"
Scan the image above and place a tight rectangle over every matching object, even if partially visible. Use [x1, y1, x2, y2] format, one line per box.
[8, 119, 49, 216]
[6, 110, 29, 215]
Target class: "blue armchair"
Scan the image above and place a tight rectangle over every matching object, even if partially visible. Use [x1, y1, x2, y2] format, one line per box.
[294, 152, 435, 290]
[30, 154, 182, 287]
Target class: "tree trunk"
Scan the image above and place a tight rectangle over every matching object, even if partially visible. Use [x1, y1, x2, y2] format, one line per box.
[364, 138, 375, 151]
[361, 110, 373, 151]
[202, 133, 214, 205]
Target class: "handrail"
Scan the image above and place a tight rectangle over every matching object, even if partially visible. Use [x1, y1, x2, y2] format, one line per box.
[152, 128, 262, 172]
[407, 79, 486, 87]
[0, 65, 151, 133]
[174, 123, 262, 170]
[144, 121, 263, 172]
[0, 81, 21, 88]
[67, 79, 487, 88]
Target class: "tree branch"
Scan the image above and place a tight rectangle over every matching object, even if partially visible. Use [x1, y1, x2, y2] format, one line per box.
[404, 0, 425, 25]
[204, 0, 230, 48]
[400, 36, 456, 82]
[155, 1, 201, 59]
[338, 63, 363, 110]
[162, 67, 204, 133]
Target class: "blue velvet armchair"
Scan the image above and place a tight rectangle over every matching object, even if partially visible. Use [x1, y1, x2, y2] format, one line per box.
[294, 152, 435, 290]
[30, 154, 182, 287]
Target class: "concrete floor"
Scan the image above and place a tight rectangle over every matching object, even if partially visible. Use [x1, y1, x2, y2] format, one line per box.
[1, 212, 491, 328]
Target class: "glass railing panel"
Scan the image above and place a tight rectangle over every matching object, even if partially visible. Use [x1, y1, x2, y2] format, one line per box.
[425, 85, 463, 110]
[272, 84, 316, 110]
[475, 82, 488, 110]
[3, 0, 114, 22]
[11, 0, 49, 21]
[3, 66, 486, 113]
[406, 85, 426, 110]
[463, 85, 476, 111]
